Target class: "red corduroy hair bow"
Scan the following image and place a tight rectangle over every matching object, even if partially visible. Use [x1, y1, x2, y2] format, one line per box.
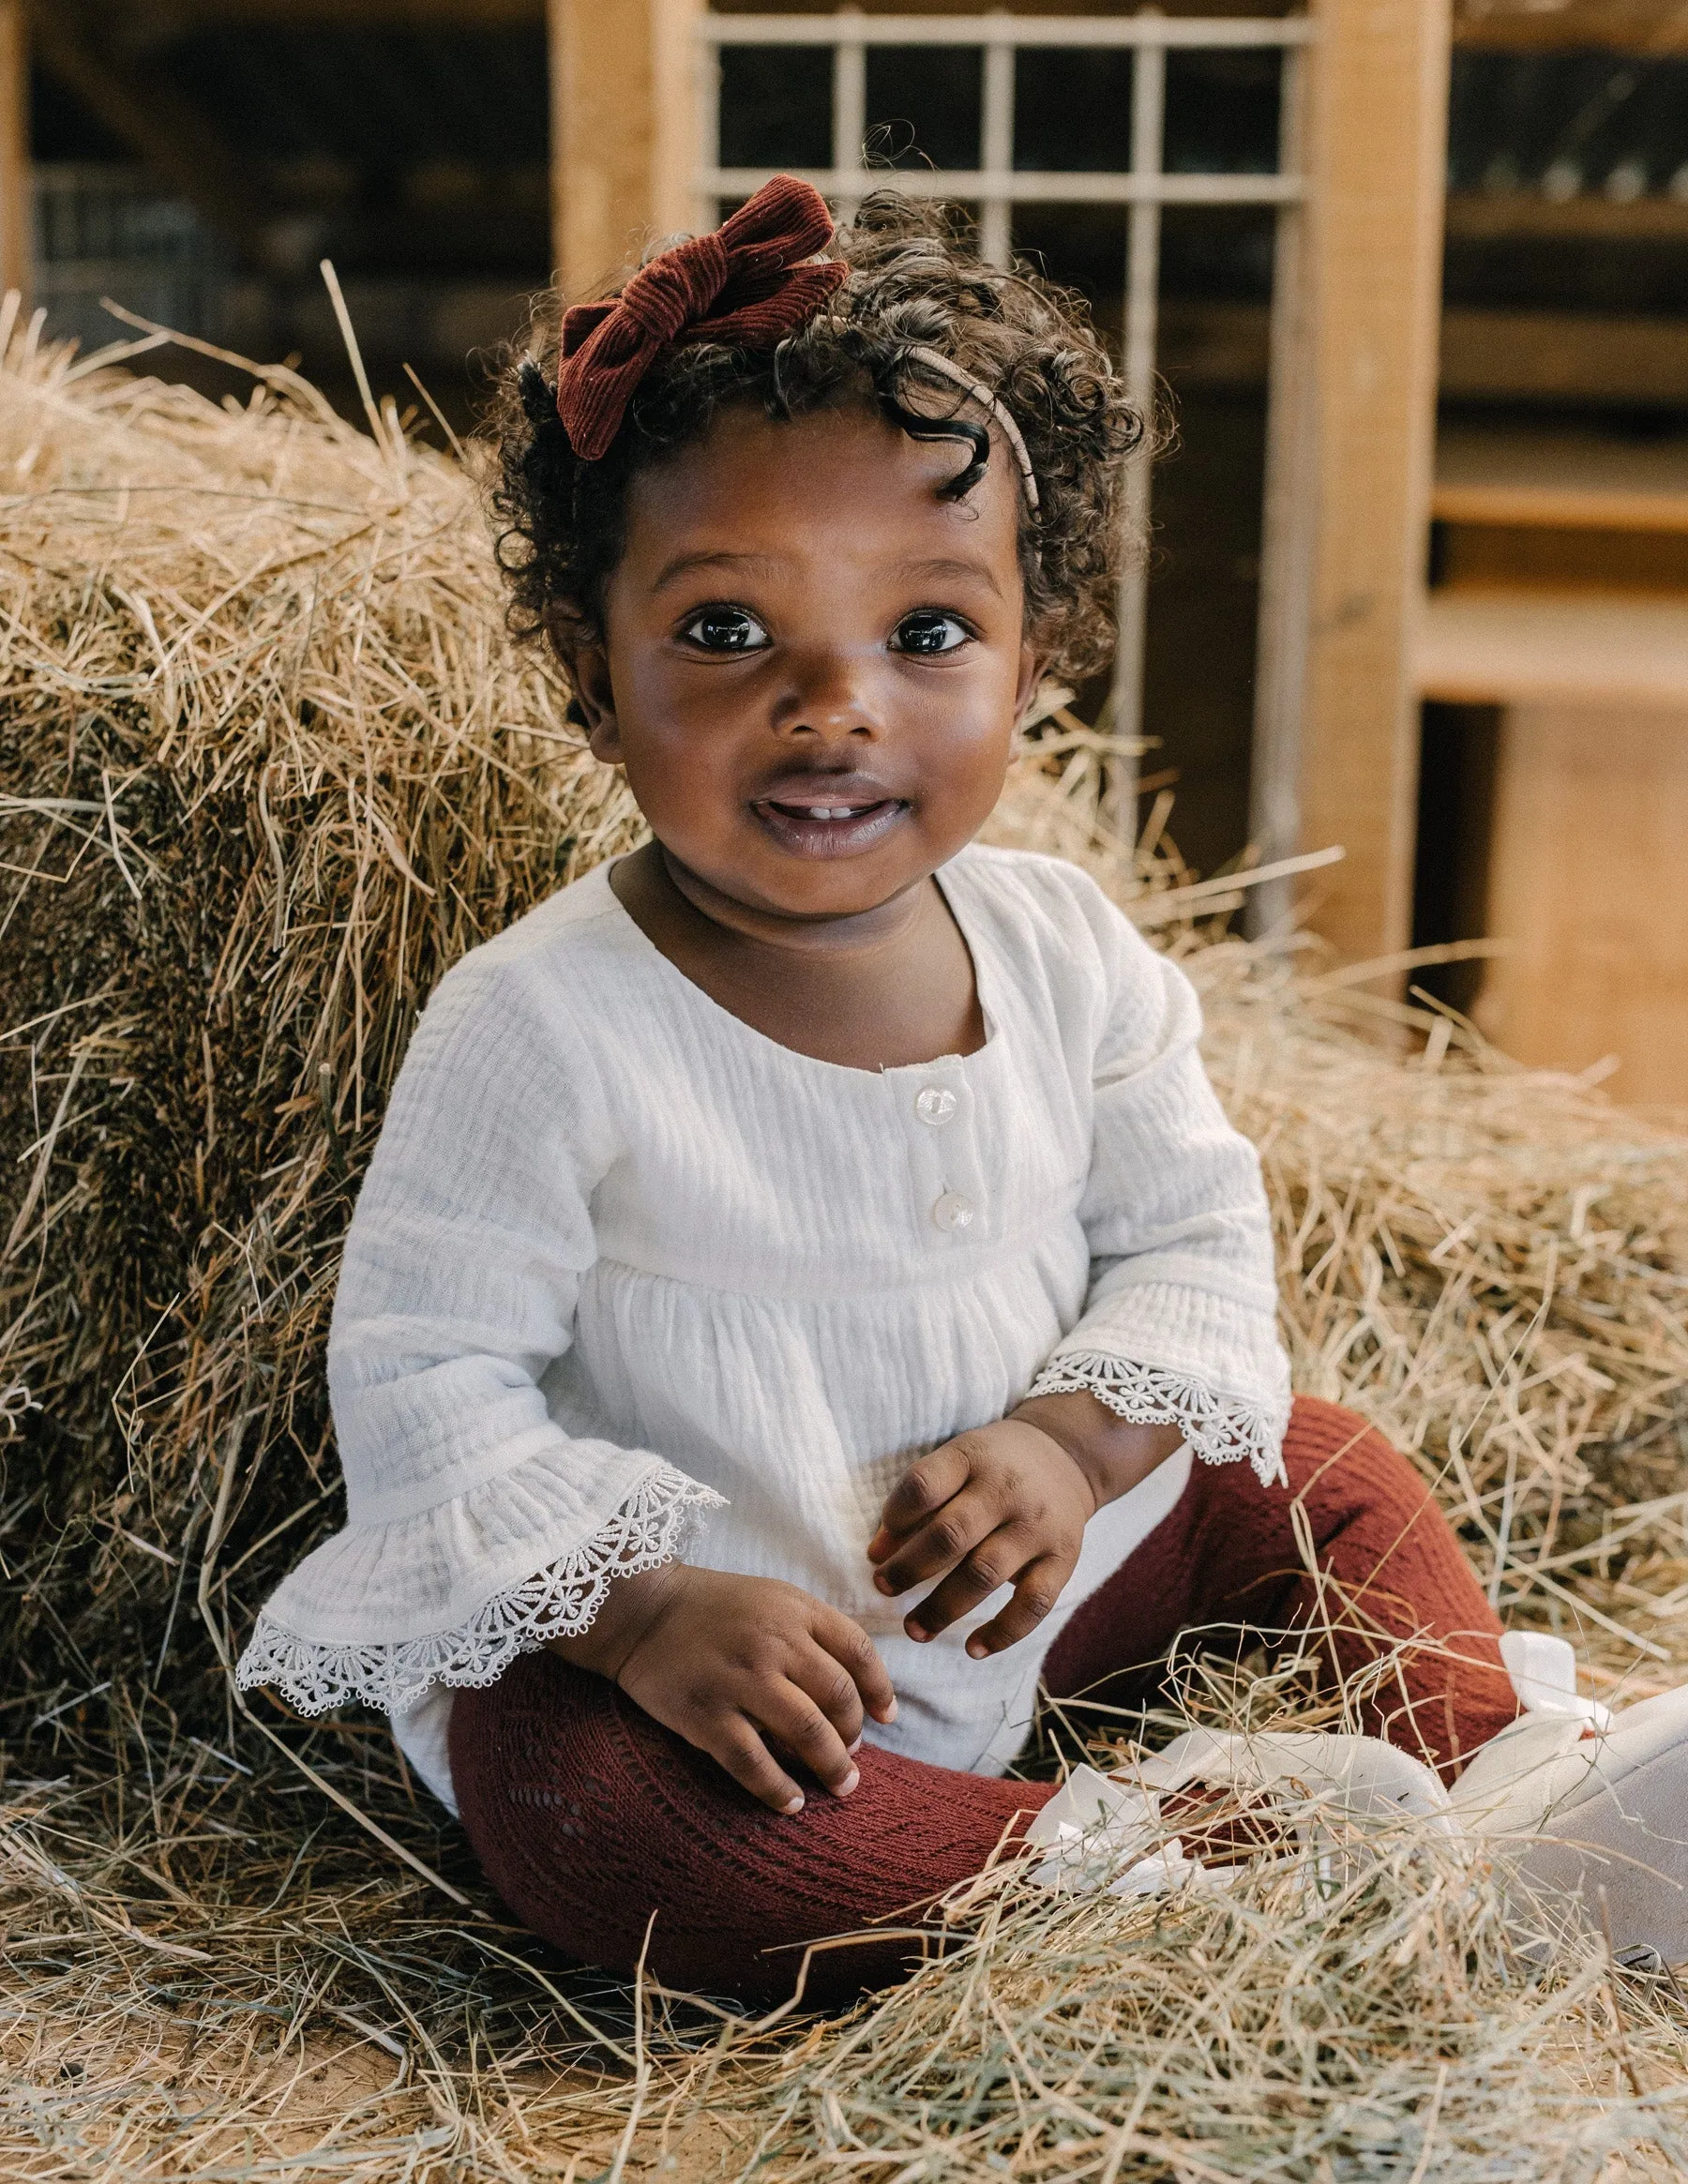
[554, 175, 847, 460]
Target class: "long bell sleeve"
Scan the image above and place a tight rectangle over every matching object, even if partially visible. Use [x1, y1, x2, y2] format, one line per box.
[234, 943, 722, 1719]
[1023, 886, 1290, 1485]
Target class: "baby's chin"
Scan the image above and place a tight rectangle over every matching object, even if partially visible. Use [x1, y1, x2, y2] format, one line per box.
[716, 866, 935, 927]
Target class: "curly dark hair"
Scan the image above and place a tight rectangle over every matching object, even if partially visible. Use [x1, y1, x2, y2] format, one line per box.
[485, 191, 1148, 682]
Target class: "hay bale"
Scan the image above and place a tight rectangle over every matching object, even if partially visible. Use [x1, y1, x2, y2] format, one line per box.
[3, 323, 1688, 2179]
[0, 324, 640, 1724]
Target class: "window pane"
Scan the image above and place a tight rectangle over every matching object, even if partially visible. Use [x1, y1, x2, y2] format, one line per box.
[1010, 203, 1126, 342]
[1160, 204, 1275, 306]
[718, 46, 833, 172]
[864, 46, 982, 172]
[1014, 50, 1133, 173]
[1164, 51, 1281, 176]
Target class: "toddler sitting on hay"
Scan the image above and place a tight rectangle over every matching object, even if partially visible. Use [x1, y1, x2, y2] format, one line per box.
[237, 181, 1688, 2004]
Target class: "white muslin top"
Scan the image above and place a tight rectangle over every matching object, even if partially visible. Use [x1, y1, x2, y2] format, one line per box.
[236, 845, 1291, 1812]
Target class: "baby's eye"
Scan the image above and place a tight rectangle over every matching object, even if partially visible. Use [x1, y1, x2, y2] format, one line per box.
[679, 604, 770, 653]
[890, 610, 972, 656]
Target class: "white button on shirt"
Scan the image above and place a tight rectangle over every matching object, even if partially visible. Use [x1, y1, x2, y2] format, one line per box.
[236, 844, 1291, 1814]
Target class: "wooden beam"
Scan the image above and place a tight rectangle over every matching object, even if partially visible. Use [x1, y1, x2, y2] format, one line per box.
[1254, 0, 1453, 962]
[122, 0, 542, 30]
[0, 1, 27, 308]
[650, 0, 708, 245]
[28, 2, 275, 264]
[1454, 0, 1688, 54]
[547, 0, 704, 297]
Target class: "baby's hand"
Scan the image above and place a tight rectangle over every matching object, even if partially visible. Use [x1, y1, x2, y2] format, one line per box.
[550, 1564, 897, 1815]
[867, 1419, 1097, 1658]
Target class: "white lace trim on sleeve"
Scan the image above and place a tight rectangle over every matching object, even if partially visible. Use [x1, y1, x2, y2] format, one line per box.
[234, 1464, 724, 1719]
[1026, 1351, 1289, 1488]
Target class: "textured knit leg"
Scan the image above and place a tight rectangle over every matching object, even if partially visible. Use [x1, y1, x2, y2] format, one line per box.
[1041, 1394, 1521, 1779]
[449, 1649, 1054, 2007]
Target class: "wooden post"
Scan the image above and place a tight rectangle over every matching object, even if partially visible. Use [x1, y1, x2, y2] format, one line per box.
[650, 0, 708, 244]
[548, 0, 705, 298]
[0, 0, 29, 309]
[1250, 0, 1453, 960]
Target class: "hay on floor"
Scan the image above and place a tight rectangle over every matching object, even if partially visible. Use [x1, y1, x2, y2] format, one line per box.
[3, 317, 1688, 2180]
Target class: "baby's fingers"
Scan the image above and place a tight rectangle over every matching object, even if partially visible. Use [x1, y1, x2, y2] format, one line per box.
[755, 1686, 861, 1801]
[964, 1555, 1070, 1658]
[900, 1521, 1036, 1641]
[873, 1486, 996, 1601]
[810, 1609, 898, 1727]
[870, 1441, 972, 1558]
[708, 1720, 810, 1815]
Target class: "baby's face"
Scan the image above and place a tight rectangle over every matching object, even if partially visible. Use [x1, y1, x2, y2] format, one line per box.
[566, 402, 1038, 924]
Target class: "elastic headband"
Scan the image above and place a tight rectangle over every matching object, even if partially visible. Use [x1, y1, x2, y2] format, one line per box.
[901, 345, 1041, 513]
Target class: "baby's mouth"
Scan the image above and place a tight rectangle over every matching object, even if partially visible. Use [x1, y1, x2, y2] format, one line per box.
[751, 796, 908, 856]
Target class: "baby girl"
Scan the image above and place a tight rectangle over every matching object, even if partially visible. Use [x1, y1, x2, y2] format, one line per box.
[238, 180, 1685, 2003]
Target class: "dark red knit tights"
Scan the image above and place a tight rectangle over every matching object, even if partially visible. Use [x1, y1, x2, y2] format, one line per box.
[449, 1398, 1519, 2005]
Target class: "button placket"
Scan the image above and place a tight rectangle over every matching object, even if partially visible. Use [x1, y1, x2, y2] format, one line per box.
[894, 1056, 987, 1246]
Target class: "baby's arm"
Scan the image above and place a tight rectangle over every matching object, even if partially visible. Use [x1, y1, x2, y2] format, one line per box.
[867, 1401, 1183, 1655]
[550, 1565, 897, 1814]
[347, 953, 893, 1815]
[249, 945, 891, 1832]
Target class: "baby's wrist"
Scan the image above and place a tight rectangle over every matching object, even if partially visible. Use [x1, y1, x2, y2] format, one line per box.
[1011, 1392, 1182, 1511]
[547, 1558, 689, 1681]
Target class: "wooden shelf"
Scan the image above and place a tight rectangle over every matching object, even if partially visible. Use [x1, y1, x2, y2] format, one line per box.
[1439, 308, 1688, 408]
[1434, 428, 1688, 535]
[1418, 587, 1688, 707]
[1447, 195, 1688, 245]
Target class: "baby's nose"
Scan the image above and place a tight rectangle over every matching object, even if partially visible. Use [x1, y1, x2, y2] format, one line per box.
[772, 657, 880, 740]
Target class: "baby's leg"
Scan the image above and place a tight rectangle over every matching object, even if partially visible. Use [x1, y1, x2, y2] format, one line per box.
[449, 1651, 1054, 2006]
[1042, 1394, 1520, 1778]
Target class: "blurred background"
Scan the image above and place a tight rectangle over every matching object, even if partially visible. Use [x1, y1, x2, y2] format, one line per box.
[7, 0, 1688, 1107]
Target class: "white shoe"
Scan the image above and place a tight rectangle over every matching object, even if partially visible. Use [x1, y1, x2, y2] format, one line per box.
[1026, 1633, 1688, 1965]
[1023, 1733, 1455, 1900]
[1463, 1649, 1688, 1964]
[1443, 1634, 1609, 1842]
[1022, 1768, 1192, 1897]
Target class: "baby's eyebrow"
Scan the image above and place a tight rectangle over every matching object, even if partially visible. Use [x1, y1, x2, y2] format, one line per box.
[894, 556, 1005, 599]
[648, 548, 1004, 599]
[650, 550, 775, 590]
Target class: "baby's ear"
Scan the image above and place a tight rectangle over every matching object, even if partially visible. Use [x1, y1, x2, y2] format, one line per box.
[542, 596, 589, 670]
[545, 604, 623, 761]
[1014, 645, 1048, 725]
[574, 656, 625, 764]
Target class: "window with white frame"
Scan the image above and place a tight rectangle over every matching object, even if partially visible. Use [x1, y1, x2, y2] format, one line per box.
[697, 10, 1312, 854]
